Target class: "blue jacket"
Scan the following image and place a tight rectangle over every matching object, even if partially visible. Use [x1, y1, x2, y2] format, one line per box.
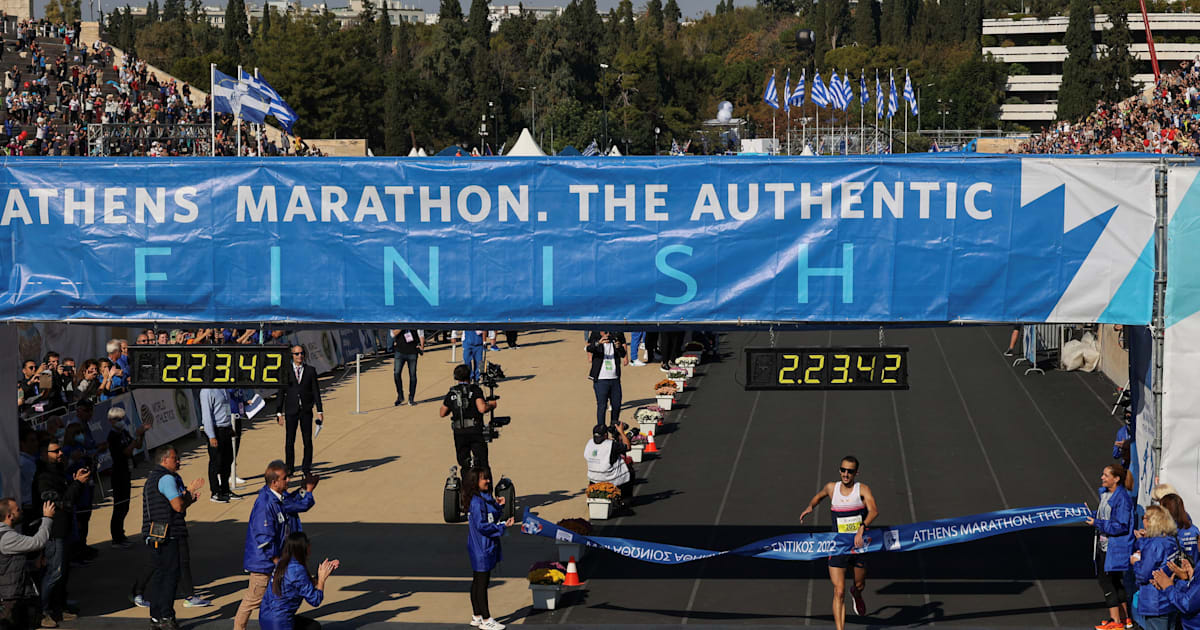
[1181, 524, 1200, 562]
[1135, 535, 1184, 616]
[259, 559, 323, 630]
[243, 485, 315, 574]
[1167, 578, 1200, 630]
[1096, 485, 1135, 572]
[467, 494, 506, 572]
[463, 331, 484, 348]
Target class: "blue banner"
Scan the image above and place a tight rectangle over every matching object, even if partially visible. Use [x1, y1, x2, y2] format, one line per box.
[0, 157, 1156, 324]
[521, 503, 1091, 564]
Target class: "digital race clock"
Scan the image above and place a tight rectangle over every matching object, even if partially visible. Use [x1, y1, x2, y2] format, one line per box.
[128, 345, 289, 388]
[744, 347, 910, 391]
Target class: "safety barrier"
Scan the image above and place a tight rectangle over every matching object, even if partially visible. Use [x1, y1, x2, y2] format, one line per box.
[1016, 324, 1067, 375]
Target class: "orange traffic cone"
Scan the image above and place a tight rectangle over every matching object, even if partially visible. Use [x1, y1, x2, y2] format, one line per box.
[645, 432, 660, 454]
[564, 556, 583, 586]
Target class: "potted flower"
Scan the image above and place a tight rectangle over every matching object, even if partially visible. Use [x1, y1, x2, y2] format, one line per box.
[675, 355, 699, 377]
[586, 482, 621, 520]
[667, 368, 687, 391]
[635, 407, 663, 435]
[654, 379, 678, 410]
[555, 519, 592, 561]
[629, 434, 648, 463]
[528, 561, 566, 610]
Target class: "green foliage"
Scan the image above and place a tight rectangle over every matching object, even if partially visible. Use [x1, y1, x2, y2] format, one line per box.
[853, 0, 880, 47]
[1097, 0, 1135, 104]
[222, 0, 250, 59]
[1057, 0, 1097, 120]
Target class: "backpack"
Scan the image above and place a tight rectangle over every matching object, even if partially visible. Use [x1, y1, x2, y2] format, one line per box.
[448, 384, 481, 432]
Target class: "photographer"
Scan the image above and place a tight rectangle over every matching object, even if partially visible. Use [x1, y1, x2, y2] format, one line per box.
[439, 365, 497, 471]
[584, 423, 633, 502]
[33, 439, 89, 627]
[390, 329, 423, 407]
[0, 497, 55, 630]
[586, 331, 628, 432]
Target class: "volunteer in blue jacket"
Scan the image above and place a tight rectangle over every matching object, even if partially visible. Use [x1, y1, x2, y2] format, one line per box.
[1087, 463, 1135, 630]
[464, 466, 513, 630]
[235, 461, 318, 630]
[1153, 557, 1200, 629]
[1162, 494, 1199, 562]
[462, 330, 486, 382]
[1133, 505, 1184, 630]
[260, 531, 338, 630]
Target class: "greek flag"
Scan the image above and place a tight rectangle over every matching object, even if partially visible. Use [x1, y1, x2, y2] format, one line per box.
[903, 70, 917, 115]
[860, 70, 868, 106]
[810, 70, 829, 108]
[887, 70, 898, 119]
[239, 68, 299, 133]
[788, 69, 805, 109]
[763, 70, 779, 110]
[829, 69, 846, 109]
[582, 140, 600, 156]
[875, 70, 884, 120]
[212, 67, 269, 124]
[839, 70, 853, 110]
[783, 70, 791, 112]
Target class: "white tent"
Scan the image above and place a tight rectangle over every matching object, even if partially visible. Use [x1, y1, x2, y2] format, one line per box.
[607, 146, 622, 157]
[506, 128, 546, 156]
[800, 144, 814, 156]
[407, 147, 418, 157]
[417, 148, 428, 157]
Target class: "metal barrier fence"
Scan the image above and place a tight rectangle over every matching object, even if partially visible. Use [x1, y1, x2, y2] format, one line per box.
[1016, 324, 1068, 375]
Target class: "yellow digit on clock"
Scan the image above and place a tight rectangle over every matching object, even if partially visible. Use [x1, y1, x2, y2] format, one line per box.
[187, 353, 207, 382]
[778, 354, 799, 384]
[805, 354, 825, 384]
[263, 352, 282, 383]
[831, 354, 850, 383]
[161, 353, 181, 383]
[882, 353, 903, 384]
[238, 353, 258, 382]
[214, 353, 232, 383]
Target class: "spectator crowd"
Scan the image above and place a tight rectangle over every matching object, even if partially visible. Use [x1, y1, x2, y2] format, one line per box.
[1020, 59, 1200, 155]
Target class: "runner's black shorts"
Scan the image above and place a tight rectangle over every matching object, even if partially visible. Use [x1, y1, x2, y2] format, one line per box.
[828, 553, 867, 569]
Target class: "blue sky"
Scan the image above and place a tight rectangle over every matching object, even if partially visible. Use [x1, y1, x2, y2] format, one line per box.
[77, 0, 758, 21]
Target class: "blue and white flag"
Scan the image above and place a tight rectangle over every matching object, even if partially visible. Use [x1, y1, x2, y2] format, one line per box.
[875, 70, 884, 120]
[903, 69, 918, 115]
[763, 70, 779, 110]
[782, 70, 791, 113]
[239, 69, 299, 133]
[810, 69, 829, 108]
[788, 69, 805, 109]
[887, 70, 898, 119]
[839, 70, 853, 110]
[212, 67, 269, 124]
[582, 140, 600, 156]
[860, 70, 868, 106]
[829, 69, 846, 109]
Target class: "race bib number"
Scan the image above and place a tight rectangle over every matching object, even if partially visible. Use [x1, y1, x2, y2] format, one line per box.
[836, 516, 862, 533]
[487, 513, 495, 524]
[404, 332, 414, 343]
[603, 358, 616, 372]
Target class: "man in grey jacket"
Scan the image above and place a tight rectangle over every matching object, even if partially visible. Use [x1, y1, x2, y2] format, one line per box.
[0, 497, 55, 629]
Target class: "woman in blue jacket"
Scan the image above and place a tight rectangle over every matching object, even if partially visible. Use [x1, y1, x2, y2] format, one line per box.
[1153, 557, 1200, 629]
[1161, 494, 1199, 562]
[1133, 505, 1183, 630]
[1088, 464, 1135, 630]
[260, 532, 340, 630]
[464, 466, 514, 630]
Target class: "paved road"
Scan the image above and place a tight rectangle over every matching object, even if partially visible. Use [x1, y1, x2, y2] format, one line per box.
[528, 325, 1119, 627]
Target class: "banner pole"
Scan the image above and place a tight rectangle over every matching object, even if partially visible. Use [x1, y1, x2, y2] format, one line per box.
[210, 63, 216, 156]
[1153, 158, 1168, 487]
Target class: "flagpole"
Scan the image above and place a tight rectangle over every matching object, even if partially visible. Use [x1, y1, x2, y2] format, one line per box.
[210, 63, 216, 156]
[255, 67, 263, 157]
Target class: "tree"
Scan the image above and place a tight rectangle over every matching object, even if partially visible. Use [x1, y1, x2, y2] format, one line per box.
[439, 0, 463, 22]
[377, 5, 392, 61]
[963, 0, 982, 46]
[147, 0, 159, 22]
[814, 0, 851, 55]
[879, 0, 904, 45]
[45, 0, 82, 23]
[853, 0, 879, 46]
[757, 0, 799, 13]
[618, 0, 635, 49]
[664, 0, 681, 36]
[260, 5, 272, 40]
[1057, 0, 1097, 120]
[222, 0, 250, 59]
[162, 0, 185, 22]
[468, 0, 490, 45]
[1097, 0, 1135, 104]
[646, 0, 664, 35]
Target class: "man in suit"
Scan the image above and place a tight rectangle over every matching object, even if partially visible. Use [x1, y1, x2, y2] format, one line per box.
[276, 345, 323, 476]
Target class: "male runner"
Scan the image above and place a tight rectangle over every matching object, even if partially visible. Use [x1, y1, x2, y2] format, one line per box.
[799, 455, 878, 630]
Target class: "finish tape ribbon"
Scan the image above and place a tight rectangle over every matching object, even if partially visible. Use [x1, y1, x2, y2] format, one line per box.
[519, 503, 1092, 564]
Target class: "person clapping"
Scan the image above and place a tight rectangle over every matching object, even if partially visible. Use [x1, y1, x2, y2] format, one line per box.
[259, 532, 338, 630]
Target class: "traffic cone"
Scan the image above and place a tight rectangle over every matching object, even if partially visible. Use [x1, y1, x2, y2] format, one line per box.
[563, 556, 582, 586]
[645, 432, 660, 454]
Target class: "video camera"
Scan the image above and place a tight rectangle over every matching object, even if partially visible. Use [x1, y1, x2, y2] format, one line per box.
[480, 362, 510, 442]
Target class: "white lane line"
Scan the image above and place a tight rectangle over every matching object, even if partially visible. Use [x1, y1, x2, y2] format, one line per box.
[932, 328, 1059, 627]
[804, 330, 833, 625]
[681, 389, 763, 624]
[983, 329, 1094, 496]
[890, 389, 934, 620]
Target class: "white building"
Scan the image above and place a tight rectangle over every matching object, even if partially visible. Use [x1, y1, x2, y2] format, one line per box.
[487, 4, 563, 31]
[985, 13, 1200, 124]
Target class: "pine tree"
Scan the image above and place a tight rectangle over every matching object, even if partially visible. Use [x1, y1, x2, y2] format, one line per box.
[377, 4, 392, 62]
[618, 0, 635, 49]
[663, 0, 681, 36]
[147, 0, 159, 22]
[1098, 0, 1135, 104]
[646, 0, 663, 34]
[162, 0, 184, 22]
[963, 0, 982, 46]
[260, 5, 271, 39]
[853, 0, 879, 46]
[879, 0, 903, 45]
[222, 0, 249, 59]
[439, 0, 463, 22]
[939, 0, 964, 43]
[1057, 0, 1097, 120]
[467, 0, 490, 45]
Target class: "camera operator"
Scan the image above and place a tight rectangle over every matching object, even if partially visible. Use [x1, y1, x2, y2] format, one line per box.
[440, 365, 498, 470]
[0, 497, 55, 630]
[33, 439, 89, 626]
[584, 423, 634, 504]
[586, 331, 628, 432]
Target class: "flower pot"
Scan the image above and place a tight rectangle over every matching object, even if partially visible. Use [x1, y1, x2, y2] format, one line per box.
[556, 540, 583, 562]
[529, 583, 563, 610]
[656, 395, 674, 411]
[629, 443, 644, 463]
[587, 497, 612, 520]
[671, 378, 685, 391]
[683, 365, 695, 378]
